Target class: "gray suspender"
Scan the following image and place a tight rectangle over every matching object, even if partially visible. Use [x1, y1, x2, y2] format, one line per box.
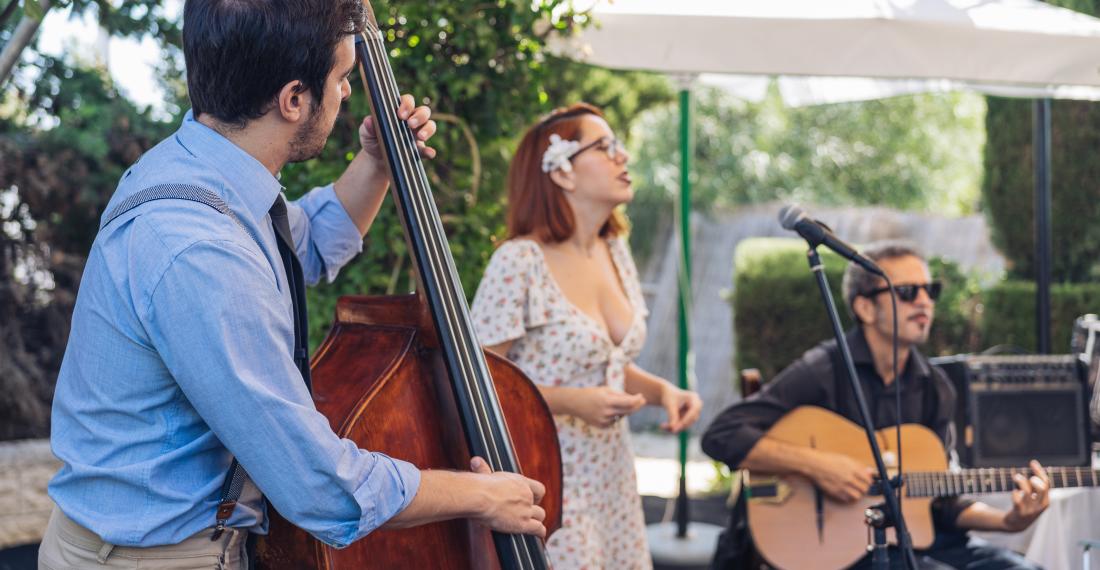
[101, 183, 257, 244]
[101, 183, 256, 540]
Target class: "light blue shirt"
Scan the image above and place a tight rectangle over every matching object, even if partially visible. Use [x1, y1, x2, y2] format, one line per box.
[48, 111, 421, 548]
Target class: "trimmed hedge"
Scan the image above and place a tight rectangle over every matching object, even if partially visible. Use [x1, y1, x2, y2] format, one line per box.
[732, 238, 979, 382]
[983, 96, 1100, 282]
[981, 280, 1100, 352]
[732, 238, 849, 382]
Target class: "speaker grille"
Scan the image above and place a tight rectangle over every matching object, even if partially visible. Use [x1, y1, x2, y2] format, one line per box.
[970, 384, 1088, 467]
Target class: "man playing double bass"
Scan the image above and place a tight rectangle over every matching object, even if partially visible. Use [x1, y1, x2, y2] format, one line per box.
[703, 242, 1049, 569]
[41, 1, 545, 568]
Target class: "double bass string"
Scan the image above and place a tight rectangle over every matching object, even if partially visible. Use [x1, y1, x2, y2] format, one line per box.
[360, 27, 506, 471]
[358, 27, 542, 568]
[364, 26, 523, 482]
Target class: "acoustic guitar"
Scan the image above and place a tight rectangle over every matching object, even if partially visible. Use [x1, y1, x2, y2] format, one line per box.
[743, 406, 1099, 569]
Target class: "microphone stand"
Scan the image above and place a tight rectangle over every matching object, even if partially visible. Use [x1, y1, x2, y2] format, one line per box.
[803, 247, 919, 570]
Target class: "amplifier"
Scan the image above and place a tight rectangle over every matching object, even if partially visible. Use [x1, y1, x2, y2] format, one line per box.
[929, 354, 1090, 467]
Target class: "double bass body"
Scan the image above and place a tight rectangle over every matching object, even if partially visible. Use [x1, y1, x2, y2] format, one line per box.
[256, 294, 563, 569]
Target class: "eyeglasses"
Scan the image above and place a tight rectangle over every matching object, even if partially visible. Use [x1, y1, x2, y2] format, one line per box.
[862, 281, 943, 303]
[568, 136, 627, 163]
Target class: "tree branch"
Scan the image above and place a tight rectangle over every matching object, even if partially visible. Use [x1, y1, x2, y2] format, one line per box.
[0, 0, 53, 88]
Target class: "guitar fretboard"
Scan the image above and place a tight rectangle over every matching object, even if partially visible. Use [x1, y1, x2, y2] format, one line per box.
[904, 466, 1100, 497]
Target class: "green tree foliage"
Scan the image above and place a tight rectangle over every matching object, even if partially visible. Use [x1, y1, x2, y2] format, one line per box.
[626, 86, 985, 264]
[632, 86, 985, 211]
[982, 0, 1100, 282]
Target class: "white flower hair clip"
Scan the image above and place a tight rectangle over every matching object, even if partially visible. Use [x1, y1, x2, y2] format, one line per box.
[541, 134, 580, 173]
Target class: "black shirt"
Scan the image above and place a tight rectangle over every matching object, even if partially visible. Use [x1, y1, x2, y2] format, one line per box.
[702, 327, 973, 531]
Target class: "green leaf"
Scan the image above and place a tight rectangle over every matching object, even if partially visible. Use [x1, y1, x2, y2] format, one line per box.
[23, 0, 44, 21]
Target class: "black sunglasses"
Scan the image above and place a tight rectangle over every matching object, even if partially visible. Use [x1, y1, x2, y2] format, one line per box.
[862, 281, 942, 303]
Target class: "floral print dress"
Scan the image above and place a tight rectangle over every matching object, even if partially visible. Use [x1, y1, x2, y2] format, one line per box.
[471, 237, 652, 570]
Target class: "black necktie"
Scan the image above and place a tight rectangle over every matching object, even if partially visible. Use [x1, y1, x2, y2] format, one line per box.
[269, 195, 312, 392]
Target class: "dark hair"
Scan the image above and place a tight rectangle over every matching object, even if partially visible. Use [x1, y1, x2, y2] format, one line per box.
[506, 103, 627, 243]
[183, 0, 365, 127]
[841, 241, 927, 320]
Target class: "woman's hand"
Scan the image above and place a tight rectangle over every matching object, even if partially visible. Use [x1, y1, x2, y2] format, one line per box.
[569, 386, 646, 428]
[359, 93, 437, 160]
[659, 384, 702, 433]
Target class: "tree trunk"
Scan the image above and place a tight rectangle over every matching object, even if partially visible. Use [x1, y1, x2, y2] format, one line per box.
[0, 0, 53, 87]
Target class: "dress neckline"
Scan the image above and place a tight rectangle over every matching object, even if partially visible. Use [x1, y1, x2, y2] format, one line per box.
[513, 237, 641, 348]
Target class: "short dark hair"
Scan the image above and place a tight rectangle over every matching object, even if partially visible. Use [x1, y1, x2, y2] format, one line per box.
[841, 241, 927, 320]
[183, 0, 365, 127]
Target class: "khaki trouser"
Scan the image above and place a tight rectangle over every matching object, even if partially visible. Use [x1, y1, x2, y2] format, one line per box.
[38, 506, 248, 569]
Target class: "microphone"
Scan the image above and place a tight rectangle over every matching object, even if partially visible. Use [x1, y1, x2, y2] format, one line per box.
[778, 205, 884, 276]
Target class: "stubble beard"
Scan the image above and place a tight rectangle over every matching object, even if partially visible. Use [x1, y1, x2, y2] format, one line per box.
[287, 100, 332, 163]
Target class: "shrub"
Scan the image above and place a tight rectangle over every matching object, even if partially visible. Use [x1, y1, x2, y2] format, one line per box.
[732, 238, 850, 381]
[980, 280, 1100, 352]
[982, 96, 1100, 282]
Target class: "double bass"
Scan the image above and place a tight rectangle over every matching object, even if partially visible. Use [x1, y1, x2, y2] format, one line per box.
[256, 2, 563, 568]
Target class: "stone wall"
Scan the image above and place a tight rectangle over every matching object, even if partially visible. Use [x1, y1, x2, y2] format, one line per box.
[0, 439, 58, 549]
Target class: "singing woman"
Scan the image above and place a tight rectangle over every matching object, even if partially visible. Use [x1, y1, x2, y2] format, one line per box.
[472, 103, 703, 569]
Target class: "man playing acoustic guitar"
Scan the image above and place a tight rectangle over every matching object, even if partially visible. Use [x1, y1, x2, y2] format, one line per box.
[703, 242, 1049, 569]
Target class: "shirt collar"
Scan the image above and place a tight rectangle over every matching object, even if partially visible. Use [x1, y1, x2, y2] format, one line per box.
[846, 327, 932, 381]
[175, 110, 283, 222]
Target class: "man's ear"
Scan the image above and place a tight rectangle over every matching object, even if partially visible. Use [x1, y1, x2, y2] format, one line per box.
[548, 168, 576, 192]
[276, 81, 310, 123]
[852, 295, 875, 325]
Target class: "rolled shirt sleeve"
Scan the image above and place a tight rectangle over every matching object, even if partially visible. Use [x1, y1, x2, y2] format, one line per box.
[142, 237, 419, 547]
[286, 183, 364, 285]
[702, 354, 830, 468]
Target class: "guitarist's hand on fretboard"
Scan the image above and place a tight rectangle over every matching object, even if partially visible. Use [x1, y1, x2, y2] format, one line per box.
[1004, 460, 1051, 532]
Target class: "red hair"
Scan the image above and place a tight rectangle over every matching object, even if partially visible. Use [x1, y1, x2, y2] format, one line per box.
[505, 103, 627, 243]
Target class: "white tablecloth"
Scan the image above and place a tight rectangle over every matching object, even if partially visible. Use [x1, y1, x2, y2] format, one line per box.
[972, 488, 1100, 570]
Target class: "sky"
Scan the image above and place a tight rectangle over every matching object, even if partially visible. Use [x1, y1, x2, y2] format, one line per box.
[35, 2, 181, 116]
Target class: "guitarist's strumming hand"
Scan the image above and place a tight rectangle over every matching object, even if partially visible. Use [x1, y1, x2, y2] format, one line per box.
[808, 450, 875, 503]
[1004, 460, 1050, 532]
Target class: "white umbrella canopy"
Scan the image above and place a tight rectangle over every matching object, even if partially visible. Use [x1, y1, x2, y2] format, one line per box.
[554, 0, 1100, 91]
[699, 73, 1100, 106]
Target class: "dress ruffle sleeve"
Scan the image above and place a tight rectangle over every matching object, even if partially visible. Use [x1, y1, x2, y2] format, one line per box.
[471, 240, 554, 347]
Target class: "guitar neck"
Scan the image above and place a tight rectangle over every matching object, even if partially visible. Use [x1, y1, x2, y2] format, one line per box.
[906, 466, 1100, 498]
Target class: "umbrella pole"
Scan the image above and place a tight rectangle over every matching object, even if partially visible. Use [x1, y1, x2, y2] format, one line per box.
[1033, 98, 1052, 354]
[675, 77, 693, 540]
[647, 75, 722, 570]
